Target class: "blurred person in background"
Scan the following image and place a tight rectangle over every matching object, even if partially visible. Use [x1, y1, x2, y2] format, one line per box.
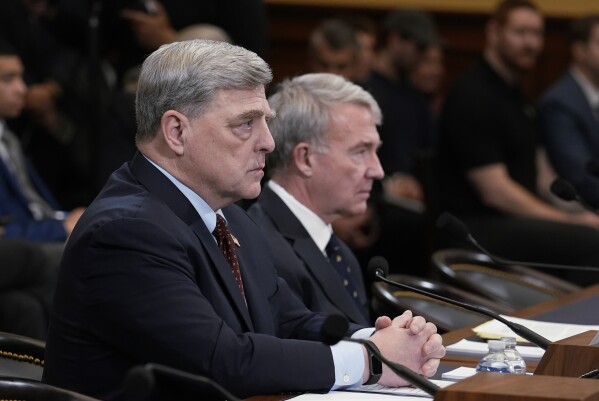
[439, 0, 599, 285]
[539, 15, 599, 209]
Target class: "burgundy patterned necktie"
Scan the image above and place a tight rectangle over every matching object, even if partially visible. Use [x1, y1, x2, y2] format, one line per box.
[213, 214, 245, 300]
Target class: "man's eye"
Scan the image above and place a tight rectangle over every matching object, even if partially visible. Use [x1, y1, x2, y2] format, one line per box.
[241, 120, 253, 129]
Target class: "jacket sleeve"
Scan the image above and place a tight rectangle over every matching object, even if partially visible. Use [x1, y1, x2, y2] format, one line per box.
[69, 216, 335, 398]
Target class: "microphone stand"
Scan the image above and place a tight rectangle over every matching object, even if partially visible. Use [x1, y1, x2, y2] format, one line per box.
[437, 212, 599, 273]
[371, 269, 551, 350]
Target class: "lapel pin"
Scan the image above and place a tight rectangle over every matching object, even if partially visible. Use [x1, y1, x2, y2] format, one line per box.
[230, 233, 240, 247]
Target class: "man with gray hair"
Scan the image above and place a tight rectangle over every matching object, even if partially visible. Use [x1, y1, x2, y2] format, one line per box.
[42, 40, 444, 401]
[248, 73, 384, 325]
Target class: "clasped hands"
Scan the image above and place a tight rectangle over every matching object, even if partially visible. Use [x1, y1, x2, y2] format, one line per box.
[364, 310, 445, 387]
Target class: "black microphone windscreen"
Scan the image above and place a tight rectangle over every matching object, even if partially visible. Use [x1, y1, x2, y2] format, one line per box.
[124, 365, 155, 401]
[436, 212, 470, 242]
[367, 256, 389, 280]
[550, 178, 577, 201]
[320, 314, 349, 346]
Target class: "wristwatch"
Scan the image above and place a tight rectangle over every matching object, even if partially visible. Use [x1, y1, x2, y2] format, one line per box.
[364, 343, 383, 385]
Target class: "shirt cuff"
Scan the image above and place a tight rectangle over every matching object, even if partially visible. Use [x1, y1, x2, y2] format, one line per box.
[329, 327, 375, 390]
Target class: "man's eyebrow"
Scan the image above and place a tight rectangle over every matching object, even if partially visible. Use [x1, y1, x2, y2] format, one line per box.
[0, 72, 19, 80]
[237, 110, 264, 121]
[230, 109, 277, 125]
[350, 139, 382, 151]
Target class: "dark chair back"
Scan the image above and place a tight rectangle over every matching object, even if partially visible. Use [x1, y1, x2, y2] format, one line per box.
[124, 363, 241, 401]
[0, 331, 45, 380]
[371, 274, 513, 333]
[431, 248, 581, 310]
[0, 376, 100, 400]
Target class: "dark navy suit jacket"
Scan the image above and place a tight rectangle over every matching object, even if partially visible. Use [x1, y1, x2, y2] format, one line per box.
[42, 153, 335, 400]
[248, 185, 370, 325]
[0, 155, 66, 241]
[540, 71, 599, 207]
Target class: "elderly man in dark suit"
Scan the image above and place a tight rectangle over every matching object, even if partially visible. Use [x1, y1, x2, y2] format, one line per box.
[248, 73, 384, 325]
[42, 40, 444, 401]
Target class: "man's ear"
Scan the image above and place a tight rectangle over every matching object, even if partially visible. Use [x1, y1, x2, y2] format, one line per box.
[486, 20, 498, 47]
[572, 41, 586, 64]
[161, 110, 188, 156]
[292, 142, 315, 177]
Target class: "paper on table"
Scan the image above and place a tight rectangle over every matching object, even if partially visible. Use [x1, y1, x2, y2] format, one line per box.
[345, 379, 454, 398]
[446, 338, 545, 359]
[292, 391, 422, 400]
[472, 316, 599, 343]
[290, 380, 455, 400]
[441, 366, 477, 381]
[441, 366, 533, 381]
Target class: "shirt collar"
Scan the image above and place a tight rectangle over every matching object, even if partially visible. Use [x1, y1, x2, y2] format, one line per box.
[571, 67, 599, 110]
[268, 180, 332, 254]
[144, 155, 224, 232]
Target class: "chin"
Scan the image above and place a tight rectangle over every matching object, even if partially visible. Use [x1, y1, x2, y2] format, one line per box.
[242, 186, 262, 200]
[350, 203, 368, 215]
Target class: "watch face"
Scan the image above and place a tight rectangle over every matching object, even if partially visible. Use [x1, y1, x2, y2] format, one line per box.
[365, 352, 383, 385]
[371, 354, 383, 375]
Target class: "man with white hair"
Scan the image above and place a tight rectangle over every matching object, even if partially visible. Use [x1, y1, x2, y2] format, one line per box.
[249, 73, 384, 325]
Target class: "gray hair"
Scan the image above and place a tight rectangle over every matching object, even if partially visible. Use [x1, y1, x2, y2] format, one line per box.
[135, 39, 272, 142]
[267, 72, 382, 173]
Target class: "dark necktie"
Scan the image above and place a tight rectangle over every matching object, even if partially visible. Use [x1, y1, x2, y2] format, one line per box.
[326, 234, 365, 316]
[0, 128, 55, 220]
[213, 214, 245, 300]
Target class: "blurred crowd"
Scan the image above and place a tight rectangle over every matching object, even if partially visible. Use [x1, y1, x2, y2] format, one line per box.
[2, 0, 599, 339]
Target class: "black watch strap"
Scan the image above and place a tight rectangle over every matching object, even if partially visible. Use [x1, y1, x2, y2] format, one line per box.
[364, 343, 383, 385]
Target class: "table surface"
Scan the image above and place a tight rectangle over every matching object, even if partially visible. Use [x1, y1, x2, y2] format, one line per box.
[245, 283, 599, 400]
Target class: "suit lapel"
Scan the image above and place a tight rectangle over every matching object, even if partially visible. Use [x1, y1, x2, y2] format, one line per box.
[226, 216, 263, 331]
[130, 152, 254, 331]
[191, 219, 254, 331]
[260, 187, 367, 324]
[566, 73, 599, 149]
[0, 160, 34, 213]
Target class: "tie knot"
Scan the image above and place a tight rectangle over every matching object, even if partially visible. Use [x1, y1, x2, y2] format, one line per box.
[213, 215, 229, 243]
[215, 214, 227, 230]
[326, 234, 340, 255]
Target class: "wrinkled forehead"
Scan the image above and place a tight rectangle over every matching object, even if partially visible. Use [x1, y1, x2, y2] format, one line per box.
[503, 7, 544, 28]
[203, 86, 275, 120]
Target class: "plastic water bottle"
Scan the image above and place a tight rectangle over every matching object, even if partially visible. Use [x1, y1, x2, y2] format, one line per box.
[501, 336, 527, 374]
[475, 340, 511, 373]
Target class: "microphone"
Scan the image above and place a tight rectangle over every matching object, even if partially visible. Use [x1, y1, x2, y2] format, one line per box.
[550, 177, 599, 214]
[436, 212, 599, 273]
[320, 314, 440, 396]
[124, 362, 241, 401]
[367, 256, 551, 350]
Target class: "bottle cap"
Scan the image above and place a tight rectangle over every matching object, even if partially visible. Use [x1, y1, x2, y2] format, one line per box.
[487, 340, 505, 351]
[501, 337, 517, 346]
